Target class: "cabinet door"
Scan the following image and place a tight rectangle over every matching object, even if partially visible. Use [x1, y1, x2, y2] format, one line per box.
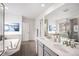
[44, 51, 50, 56]
[44, 45, 58, 56]
[37, 41, 43, 56]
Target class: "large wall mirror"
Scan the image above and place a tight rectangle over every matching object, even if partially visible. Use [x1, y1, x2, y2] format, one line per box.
[44, 3, 79, 42]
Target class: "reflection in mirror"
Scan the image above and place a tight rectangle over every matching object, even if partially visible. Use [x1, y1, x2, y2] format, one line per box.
[68, 18, 79, 42]
[44, 3, 79, 43]
[57, 18, 79, 42]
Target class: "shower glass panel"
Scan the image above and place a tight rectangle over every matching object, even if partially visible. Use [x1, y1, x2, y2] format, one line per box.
[0, 3, 4, 55]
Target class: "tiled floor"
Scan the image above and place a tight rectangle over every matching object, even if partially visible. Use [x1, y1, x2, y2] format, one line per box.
[12, 40, 37, 56]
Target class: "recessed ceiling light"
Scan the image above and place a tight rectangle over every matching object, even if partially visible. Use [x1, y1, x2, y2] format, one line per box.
[41, 4, 45, 7]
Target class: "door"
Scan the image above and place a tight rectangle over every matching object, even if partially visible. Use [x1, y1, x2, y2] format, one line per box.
[22, 22, 29, 41]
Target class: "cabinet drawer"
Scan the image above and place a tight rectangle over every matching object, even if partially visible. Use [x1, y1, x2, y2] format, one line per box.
[44, 45, 58, 56]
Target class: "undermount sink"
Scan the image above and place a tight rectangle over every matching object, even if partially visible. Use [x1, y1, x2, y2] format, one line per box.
[53, 44, 69, 53]
[53, 43, 79, 55]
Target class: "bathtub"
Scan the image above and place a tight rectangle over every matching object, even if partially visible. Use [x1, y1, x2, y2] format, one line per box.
[0, 39, 21, 56]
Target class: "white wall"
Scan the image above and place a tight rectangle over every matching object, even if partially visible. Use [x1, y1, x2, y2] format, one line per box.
[35, 18, 40, 39]
[5, 13, 22, 40]
[29, 19, 35, 40]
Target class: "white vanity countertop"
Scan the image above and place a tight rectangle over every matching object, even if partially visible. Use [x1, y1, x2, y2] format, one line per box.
[38, 37, 79, 56]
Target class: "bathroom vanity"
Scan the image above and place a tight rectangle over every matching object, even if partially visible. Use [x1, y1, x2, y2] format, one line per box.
[36, 4, 79, 56]
[37, 39, 58, 56]
[37, 37, 79, 56]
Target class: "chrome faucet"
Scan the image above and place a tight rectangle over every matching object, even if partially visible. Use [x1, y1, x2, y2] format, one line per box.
[69, 40, 76, 48]
[63, 39, 76, 48]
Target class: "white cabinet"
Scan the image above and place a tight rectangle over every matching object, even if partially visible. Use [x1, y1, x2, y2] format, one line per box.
[37, 40, 58, 56]
[44, 51, 50, 56]
[43, 45, 58, 56]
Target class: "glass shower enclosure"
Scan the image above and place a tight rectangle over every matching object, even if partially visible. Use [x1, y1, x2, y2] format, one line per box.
[0, 3, 5, 55]
[0, 3, 21, 56]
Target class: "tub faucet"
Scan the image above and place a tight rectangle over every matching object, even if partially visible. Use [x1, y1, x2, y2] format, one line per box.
[10, 41, 13, 48]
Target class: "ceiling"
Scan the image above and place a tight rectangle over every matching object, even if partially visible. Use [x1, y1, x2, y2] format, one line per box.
[5, 3, 53, 19]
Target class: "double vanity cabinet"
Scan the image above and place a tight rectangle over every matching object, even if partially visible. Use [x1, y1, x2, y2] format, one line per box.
[37, 39, 58, 56]
[37, 38, 79, 56]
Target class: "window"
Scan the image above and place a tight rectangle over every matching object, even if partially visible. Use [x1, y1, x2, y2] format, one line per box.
[5, 23, 20, 32]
